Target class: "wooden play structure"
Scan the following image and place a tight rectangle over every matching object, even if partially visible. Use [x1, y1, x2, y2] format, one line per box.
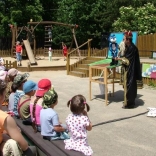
[10, 21, 81, 65]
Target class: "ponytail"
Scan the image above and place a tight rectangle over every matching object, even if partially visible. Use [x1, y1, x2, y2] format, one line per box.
[32, 97, 40, 133]
[85, 103, 90, 112]
[67, 100, 71, 108]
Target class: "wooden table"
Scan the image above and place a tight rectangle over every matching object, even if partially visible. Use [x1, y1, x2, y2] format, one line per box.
[89, 64, 119, 105]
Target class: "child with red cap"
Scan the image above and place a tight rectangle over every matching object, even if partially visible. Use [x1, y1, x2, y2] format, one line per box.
[30, 79, 52, 132]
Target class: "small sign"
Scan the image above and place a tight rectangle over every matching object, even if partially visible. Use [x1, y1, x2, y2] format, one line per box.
[153, 52, 156, 59]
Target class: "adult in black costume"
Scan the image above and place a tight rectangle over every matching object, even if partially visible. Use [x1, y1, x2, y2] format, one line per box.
[117, 31, 142, 109]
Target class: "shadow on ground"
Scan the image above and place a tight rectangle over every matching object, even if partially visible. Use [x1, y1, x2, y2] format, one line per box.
[92, 110, 148, 127]
[93, 90, 144, 107]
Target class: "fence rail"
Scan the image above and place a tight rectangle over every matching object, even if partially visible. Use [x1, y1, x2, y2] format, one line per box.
[1, 33, 156, 58]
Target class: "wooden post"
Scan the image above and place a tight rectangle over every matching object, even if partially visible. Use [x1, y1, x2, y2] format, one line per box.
[9, 61, 11, 69]
[34, 37, 36, 57]
[104, 67, 108, 105]
[13, 61, 17, 68]
[89, 66, 92, 101]
[112, 68, 115, 97]
[88, 39, 91, 57]
[5, 60, 8, 69]
[11, 27, 16, 57]
[67, 54, 70, 75]
[27, 62, 31, 72]
[72, 28, 81, 58]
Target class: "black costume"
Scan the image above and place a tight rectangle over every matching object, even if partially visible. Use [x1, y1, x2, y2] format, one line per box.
[121, 43, 142, 108]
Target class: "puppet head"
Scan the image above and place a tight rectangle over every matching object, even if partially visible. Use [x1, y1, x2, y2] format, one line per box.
[109, 34, 117, 43]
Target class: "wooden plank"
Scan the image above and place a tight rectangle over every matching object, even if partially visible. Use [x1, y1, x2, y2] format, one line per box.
[51, 140, 85, 156]
[14, 118, 66, 156]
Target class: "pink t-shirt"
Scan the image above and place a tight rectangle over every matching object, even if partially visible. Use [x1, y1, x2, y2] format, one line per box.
[29, 97, 43, 125]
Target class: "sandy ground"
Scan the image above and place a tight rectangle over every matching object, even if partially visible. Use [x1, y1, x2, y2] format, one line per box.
[13, 70, 156, 156]
[3, 56, 80, 67]
[3, 56, 156, 67]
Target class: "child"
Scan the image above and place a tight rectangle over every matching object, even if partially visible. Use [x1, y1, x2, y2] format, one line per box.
[40, 88, 69, 140]
[13, 73, 29, 118]
[18, 80, 37, 125]
[8, 84, 17, 112]
[48, 28, 52, 41]
[0, 79, 37, 156]
[16, 41, 23, 66]
[0, 71, 8, 106]
[30, 79, 51, 132]
[0, 71, 7, 81]
[5, 68, 20, 105]
[0, 57, 6, 71]
[48, 47, 52, 61]
[64, 95, 93, 156]
[62, 42, 68, 61]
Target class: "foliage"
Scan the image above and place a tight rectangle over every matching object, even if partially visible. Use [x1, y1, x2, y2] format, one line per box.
[1, 0, 156, 48]
[148, 81, 156, 88]
[112, 3, 156, 35]
[0, 0, 43, 37]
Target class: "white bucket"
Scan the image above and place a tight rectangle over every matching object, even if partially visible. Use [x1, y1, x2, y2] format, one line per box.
[98, 78, 105, 94]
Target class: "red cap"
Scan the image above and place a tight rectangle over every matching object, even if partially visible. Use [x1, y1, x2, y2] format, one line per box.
[36, 79, 51, 97]
[124, 30, 133, 38]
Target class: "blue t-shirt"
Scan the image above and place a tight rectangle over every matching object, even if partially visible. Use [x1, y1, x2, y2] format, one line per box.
[40, 108, 59, 136]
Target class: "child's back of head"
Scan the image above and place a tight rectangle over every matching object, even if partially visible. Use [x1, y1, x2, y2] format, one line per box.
[11, 83, 18, 93]
[67, 94, 90, 115]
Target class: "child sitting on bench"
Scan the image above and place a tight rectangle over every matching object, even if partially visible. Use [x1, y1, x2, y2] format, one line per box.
[18, 80, 37, 125]
[40, 88, 69, 140]
[30, 79, 52, 132]
[64, 94, 93, 156]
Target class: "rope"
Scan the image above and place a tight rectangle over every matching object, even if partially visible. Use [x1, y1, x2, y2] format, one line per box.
[16, 26, 24, 40]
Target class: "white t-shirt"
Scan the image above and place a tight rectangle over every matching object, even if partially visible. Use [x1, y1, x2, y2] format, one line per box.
[0, 58, 5, 71]
[8, 92, 15, 111]
[0, 58, 4, 64]
[48, 51, 52, 57]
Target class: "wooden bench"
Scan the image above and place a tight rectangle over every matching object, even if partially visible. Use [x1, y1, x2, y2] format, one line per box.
[13, 118, 85, 156]
[1, 107, 84, 156]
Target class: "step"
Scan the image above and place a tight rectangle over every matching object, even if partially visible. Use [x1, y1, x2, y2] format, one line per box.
[78, 64, 89, 68]
[87, 57, 103, 61]
[69, 71, 86, 78]
[74, 68, 89, 73]
[45, 26, 52, 28]
[45, 41, 52, 43]
[44, 44, 52, 47]
[82, 60, 97, 64]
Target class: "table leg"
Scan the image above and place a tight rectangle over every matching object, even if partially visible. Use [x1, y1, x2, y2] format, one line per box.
[112, 68, 115, 96]
[104, 68, 108, 105]
[89, 67, 92, 101]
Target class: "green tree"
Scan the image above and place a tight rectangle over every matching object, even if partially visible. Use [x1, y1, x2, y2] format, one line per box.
[112, 3, 156, 35]
[0, 0, 43, 37]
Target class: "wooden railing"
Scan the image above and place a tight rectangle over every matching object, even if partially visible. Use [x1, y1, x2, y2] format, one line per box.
[4, 60, 17, 69]
[67, 39, 92, 75]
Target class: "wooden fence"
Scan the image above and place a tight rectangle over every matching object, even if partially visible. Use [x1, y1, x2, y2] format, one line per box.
[1, 33, 156, 57]
[137, 33, 156, 57]
[4, 60, 17, 69]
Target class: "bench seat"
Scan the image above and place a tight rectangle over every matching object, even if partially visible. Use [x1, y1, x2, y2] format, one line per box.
[1, 107, 84, 156]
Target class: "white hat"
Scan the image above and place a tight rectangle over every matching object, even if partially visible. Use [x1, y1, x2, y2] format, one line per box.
[16, 41, 20, 45]
[0, 71, 7, 81]
[8, 68, 20, 77]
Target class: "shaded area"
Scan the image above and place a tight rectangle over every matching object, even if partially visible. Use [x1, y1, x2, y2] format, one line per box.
[92, 111, 148, 128]
[93, 90, 144, 107]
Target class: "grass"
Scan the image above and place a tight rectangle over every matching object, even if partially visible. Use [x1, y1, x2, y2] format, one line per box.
[148, 81, 156, 88]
